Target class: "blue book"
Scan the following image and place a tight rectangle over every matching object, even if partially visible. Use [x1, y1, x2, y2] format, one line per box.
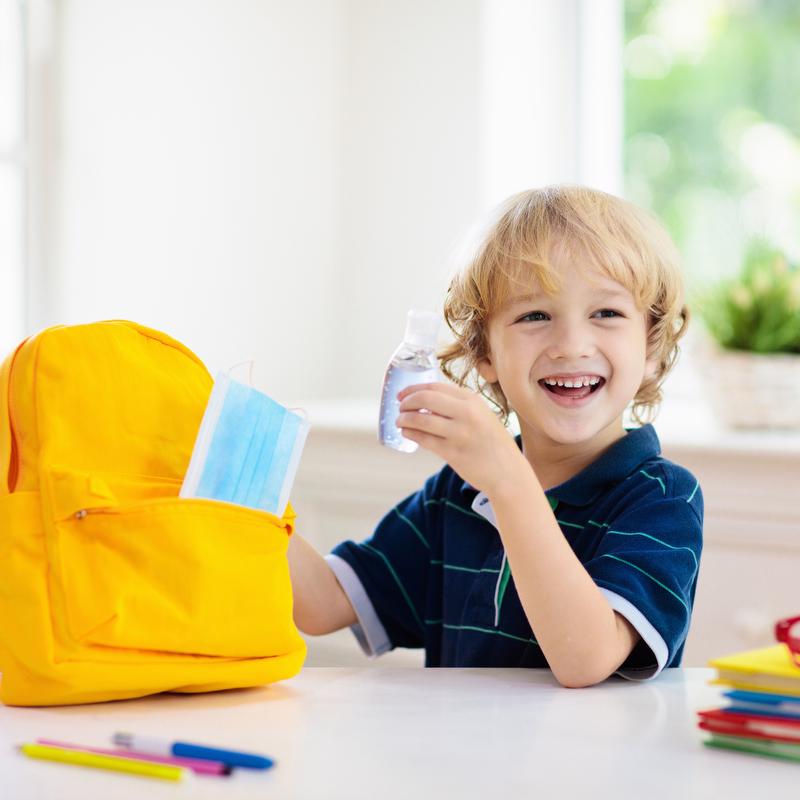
[723, 689, 800, 719]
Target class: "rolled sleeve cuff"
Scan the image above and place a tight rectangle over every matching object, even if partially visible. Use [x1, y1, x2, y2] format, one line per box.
[325, 554, 392, 658]
[599, 588, 669, 681]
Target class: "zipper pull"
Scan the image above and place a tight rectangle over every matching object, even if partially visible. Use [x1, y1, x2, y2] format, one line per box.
[75, 509, 87, 520]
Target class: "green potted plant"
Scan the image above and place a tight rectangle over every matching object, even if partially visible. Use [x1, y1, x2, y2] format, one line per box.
[696, 238, 800, 429]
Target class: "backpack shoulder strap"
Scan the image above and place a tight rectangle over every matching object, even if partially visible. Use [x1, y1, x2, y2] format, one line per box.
[0, 337, 30, 493]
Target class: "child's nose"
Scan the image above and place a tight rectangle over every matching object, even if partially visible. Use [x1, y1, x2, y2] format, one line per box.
[545, 321, 596, 360]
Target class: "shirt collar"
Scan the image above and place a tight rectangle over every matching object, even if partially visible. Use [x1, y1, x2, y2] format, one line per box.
[460, 424, 661, 509]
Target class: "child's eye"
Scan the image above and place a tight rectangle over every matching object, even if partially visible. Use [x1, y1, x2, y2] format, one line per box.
[593, 309, 622, 319]
[516, 311, 549, 323]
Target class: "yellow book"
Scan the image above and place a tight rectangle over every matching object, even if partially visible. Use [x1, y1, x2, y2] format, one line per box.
[710, 645, 800, 696]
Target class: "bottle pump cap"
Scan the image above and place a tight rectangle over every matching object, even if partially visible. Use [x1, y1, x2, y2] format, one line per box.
[404, 309, 440, 349]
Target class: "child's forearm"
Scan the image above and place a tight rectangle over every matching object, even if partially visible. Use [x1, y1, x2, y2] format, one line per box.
[287, 534, 357, 635]
[489, 467, 639, 688]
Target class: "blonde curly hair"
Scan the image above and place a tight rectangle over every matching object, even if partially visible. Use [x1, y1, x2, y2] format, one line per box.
[439, 185, 688, 426]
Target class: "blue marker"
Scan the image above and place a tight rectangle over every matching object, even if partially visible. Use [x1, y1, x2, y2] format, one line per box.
[112, 732, 274, 770]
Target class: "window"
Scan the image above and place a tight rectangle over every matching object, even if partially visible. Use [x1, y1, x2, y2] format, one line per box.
[0, 0, 26, 356]
[624, 0, 800, 288]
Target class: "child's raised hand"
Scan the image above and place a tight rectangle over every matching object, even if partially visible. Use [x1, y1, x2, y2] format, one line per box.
[396, 382, 528, 497]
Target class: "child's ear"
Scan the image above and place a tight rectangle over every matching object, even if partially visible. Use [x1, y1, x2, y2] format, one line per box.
[644, 356, 659, 381]
[477, 357, 498, 384]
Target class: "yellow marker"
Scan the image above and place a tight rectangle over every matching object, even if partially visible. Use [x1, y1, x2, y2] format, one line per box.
[18, 743, 184, 781]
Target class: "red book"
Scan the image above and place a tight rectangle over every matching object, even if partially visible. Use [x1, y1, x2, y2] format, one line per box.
[698, 708, 800, 744]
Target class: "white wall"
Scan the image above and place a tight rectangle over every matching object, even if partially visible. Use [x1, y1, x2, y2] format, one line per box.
[31, 0, 590, 406]
[338, 0, 482, 399]
[0, 0, 26, 358]
[39, 0, 347, 402]
[481, 0, 579, 206]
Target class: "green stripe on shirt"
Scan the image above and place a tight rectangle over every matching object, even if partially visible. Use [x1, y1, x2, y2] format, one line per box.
[424, 498, 486, 521]
[605, 529, 699, 572]
[639, 469, 666, 494]
[362, 542, 424, 629]
[598, 553, 690, 613]
[430, 559, 501, 574]
[425, 620, 538, 646]
[393, 507, 430, 549]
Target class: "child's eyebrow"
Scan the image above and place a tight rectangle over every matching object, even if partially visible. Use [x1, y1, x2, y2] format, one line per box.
[591, 288, 634, 302]
[506, 287, 633, 305]
[505, 293, 538, 305]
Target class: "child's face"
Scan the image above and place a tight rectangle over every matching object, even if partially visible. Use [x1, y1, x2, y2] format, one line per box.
[478, 250, 657, 449]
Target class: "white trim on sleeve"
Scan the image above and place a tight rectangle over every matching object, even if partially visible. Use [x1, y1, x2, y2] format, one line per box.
[599, 588, 669, 681]
[325, 554, 392, 658]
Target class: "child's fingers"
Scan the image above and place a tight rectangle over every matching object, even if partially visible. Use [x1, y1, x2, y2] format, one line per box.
[398, 389, 459, 418]
[396, 381, 463, 402]
[396, 410, 451, 439]
[399, 427, 448, 459]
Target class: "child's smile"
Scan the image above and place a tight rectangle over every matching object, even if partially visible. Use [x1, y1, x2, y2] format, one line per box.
[538, 374, 606, 407]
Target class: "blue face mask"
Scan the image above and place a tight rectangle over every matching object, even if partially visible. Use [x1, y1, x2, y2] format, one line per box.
[180, 372, 310, 518]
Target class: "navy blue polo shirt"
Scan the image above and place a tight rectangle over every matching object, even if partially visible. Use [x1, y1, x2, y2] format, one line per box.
[327, 424, 703, 679]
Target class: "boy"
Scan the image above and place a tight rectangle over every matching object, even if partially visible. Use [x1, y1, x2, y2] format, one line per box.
[288, 185, 703, 688]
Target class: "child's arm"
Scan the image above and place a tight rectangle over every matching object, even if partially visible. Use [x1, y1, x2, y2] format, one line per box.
[397, 383, 640, 688]
[487, 469, 641, 687]
[287, 533, 357, 635]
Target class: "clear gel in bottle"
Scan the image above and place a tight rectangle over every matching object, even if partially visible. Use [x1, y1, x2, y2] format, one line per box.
[379, 309, 441, 453]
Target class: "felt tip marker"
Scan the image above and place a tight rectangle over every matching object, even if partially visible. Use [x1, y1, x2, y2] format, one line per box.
[18, 743, 184, 782]
[112, 733, 274, 770]
[36, 739, 231, 776]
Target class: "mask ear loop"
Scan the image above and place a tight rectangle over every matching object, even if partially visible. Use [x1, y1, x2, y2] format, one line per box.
[222, 361, 307, 422]
[288, 407, 309, 423]
[225, 360, 256, 386]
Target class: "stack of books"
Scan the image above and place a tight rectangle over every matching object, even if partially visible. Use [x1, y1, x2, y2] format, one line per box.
[699, 644, 800, 763]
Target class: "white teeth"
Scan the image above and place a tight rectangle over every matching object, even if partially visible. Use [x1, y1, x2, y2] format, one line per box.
[543, 376, 602, 387]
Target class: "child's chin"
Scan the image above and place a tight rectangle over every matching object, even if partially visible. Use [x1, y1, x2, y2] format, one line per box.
[539, 415, 611, 445]
[547, 425, 596, 445]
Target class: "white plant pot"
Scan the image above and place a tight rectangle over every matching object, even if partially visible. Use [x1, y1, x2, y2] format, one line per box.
[703, 346, 800, 429]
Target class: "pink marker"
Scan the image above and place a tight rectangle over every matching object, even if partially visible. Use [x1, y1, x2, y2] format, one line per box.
[35, 739, 231, 776]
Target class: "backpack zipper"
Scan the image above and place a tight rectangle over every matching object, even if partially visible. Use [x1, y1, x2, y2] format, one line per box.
[8, 421, 18, 491]
[71, 497, 289, 528]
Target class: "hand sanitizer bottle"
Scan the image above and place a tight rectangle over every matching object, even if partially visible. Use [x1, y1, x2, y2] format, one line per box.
[379, 309, 441, 453]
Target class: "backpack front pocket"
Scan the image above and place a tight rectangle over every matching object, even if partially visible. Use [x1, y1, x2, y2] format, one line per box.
[49, 474, 301, 659]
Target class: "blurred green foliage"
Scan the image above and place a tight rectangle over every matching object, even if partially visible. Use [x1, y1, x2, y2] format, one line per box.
[696, 238, 800, 352]
[624, 0, 800, 290]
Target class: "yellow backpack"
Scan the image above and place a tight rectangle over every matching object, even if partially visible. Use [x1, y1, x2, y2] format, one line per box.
[0, 321, 306, 706]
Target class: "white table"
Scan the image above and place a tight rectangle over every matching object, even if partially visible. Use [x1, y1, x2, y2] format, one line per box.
[0, 668, 795, 799]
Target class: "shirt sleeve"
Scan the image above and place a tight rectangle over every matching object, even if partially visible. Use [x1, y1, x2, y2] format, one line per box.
[329, 471, 444, 652]
[324, 553, 392, 658]
[582, 466, 703, 680]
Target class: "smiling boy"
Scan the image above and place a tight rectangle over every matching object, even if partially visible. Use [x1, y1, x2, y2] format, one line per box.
[288, 185, 703, 687]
